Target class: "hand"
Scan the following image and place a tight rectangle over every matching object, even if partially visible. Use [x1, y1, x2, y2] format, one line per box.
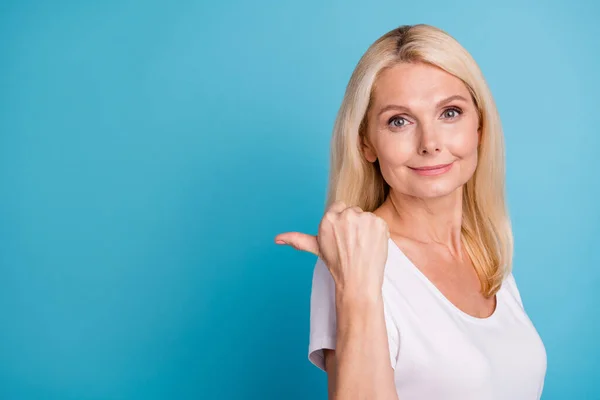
[274, 201, 390, 295]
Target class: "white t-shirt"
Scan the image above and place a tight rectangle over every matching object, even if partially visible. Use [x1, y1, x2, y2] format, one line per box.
[308, 237, 547, 400]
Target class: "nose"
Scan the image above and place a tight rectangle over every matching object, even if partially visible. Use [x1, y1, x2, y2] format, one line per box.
[417, 123, 441, 155]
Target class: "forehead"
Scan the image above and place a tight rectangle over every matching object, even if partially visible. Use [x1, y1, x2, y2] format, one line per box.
[371, 62, 470, 108]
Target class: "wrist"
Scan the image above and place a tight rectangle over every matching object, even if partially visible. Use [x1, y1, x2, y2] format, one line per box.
[335, 282, 383, 310]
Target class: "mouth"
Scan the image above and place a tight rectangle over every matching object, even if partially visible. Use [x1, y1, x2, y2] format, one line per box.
[408, 162, 454, 176]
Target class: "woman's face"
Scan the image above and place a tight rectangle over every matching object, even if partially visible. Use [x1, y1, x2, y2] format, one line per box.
[362, 62, 481, 200]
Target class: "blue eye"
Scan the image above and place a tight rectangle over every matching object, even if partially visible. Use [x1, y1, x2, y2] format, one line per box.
[442, 107, 462, 119]
[388, 116, 408, 128]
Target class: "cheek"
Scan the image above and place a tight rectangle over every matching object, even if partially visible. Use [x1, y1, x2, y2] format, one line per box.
[451, 129, 479, 180]
[372, 137, 414, 185]
[377, 137, 414, 169]
[447, 127, 479, 157]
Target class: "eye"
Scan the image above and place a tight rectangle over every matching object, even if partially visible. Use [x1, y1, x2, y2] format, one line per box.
[441, 107, 462, 119]
[388, 116, 409, 129]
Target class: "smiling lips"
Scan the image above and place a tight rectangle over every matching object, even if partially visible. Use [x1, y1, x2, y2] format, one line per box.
[409, 162, 454, 176]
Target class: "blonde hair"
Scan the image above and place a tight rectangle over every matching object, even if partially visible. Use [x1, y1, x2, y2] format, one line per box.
[325, 24, 512, 297]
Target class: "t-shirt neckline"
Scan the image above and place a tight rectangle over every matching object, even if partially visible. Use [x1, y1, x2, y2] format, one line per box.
[388, 237, 503, 324]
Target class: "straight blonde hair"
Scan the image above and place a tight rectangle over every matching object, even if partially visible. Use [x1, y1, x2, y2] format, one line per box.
[325, 24, 512, 296]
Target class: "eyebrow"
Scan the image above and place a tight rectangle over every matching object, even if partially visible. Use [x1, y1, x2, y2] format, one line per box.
[376, 94, 470, 117]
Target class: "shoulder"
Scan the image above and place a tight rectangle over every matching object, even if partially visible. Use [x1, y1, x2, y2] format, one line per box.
[502, 270, 525, 309]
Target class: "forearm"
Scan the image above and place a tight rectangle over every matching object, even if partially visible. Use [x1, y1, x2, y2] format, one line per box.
[333, 288, 398, 400]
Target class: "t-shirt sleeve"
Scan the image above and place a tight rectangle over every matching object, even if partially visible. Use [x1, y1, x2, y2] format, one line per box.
[307, 256, 400, 372]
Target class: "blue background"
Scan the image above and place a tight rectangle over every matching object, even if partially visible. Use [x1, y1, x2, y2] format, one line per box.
[1, 0, 598, 399]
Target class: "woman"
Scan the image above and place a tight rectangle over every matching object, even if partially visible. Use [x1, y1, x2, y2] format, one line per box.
[274, 24, 547, 399]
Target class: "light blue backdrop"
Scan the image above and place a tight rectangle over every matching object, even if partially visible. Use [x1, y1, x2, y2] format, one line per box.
[1, 0, 598, 399]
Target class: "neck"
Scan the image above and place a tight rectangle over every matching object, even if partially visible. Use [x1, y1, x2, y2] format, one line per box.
[386, 187, 464, 258]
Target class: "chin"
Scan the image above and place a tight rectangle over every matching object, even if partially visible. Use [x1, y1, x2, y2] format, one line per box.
[411, 181, 463, 199]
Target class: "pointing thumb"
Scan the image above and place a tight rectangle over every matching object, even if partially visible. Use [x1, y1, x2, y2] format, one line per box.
[274, 232, 320, 257]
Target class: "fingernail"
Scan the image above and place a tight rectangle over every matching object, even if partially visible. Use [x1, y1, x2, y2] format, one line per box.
[275, 240, 285, 245]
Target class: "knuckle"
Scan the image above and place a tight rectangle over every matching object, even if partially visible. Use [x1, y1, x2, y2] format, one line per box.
[341, 207, 359, 219]
[372, 215, 387, 227]
[324, 212, 336, 224]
